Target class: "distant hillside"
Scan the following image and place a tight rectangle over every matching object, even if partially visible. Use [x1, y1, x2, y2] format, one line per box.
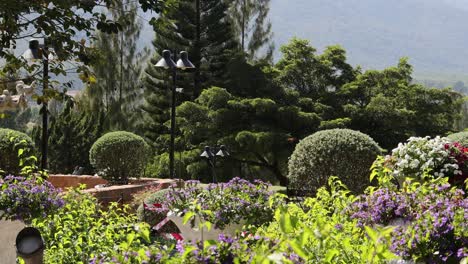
[269, 0, 468, 80]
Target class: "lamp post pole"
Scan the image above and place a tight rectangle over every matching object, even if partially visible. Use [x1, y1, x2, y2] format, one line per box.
[169, 67, 177, 180]
[155, 50, 195, 179]
[22, 38, 51, 170]
[41, 41, 49, 170]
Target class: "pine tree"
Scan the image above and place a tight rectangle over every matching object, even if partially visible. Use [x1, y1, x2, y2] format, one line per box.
[83, 0, 147, 132]
[141, 0, 238, 148]
[229, 0, 274, 61]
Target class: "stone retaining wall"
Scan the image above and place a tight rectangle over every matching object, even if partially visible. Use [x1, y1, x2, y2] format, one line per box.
[48, 175, 178, 205]
[83, 178, 176, 205]
[48, 175, 107, 189]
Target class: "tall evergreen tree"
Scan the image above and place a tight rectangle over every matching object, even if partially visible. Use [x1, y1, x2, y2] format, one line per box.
[142, 0, 238, 148]
[83, 0, 147, 132]
[229, 0, 274, 61]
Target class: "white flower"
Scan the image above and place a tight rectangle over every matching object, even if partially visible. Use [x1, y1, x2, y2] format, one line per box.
[410, 159, 420, 169]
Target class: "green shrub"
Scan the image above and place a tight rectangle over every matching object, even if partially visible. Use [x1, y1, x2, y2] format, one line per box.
[287, 128, 381, 194]
[33, 189, 151, 263]
[89, 131, 150, 184]
[447, 131, 468, 147]
[136, 189, 179, 233]
[0, 128, 34, 175]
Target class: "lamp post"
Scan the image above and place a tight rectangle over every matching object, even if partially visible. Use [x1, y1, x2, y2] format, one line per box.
[155, 50, 195, 179]
[200, 145, 230, 183]
[21, 39, 54, 170]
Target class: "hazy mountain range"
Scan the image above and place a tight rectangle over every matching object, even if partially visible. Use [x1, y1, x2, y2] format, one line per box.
[267, 0, 468, 82]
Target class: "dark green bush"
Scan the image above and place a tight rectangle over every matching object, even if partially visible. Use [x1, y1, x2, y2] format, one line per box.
[287, 129, 381, 194]
[0, 128, 34, 175]
[89, 131, 149, 184]
[136, 189, 179, 233]
[447, 131, 468, 147]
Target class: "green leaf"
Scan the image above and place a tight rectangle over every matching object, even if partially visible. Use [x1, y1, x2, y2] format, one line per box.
[364, 226, 378, 242]
[325, 248, 339, 262]
[204, 221, 212, 231]
[290, 240, 308, 260]
[183, 212, 196, 225]
[277, 209, 294, 234]
[126, 233, 135, 246]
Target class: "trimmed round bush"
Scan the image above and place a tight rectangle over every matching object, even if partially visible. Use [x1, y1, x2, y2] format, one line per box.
[136, 189, 179, 233]
[0, 128, 34, 175]
[288, 129, 382, 194]
[447, 131, 468, 147]
[90, 131, 149, 184]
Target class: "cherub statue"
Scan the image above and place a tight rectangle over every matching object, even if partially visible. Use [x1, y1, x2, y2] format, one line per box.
[16, 80, 36, 96]
[0, 90, 12, 106]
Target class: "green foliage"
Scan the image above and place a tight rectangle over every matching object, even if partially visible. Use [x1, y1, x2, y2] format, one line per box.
[32, 189, 151, 264]
[271, 38, 357, 99]
[136, 189, 179, 233]
[0, 128, 34, 175]
[340, 58, 463, 150]
[288, 129, 382, 194]
[256, 178, 397, 263]
[141, 0, 238, 149]
[82, 0, 148, 132]
[34, 99, 104, 174]
[229, 0, 274, 61]
[448, 131, 468, 147]
[0, 0, 125, 84]
[171, 86, 320, 184]
[89, 131, 150, 184]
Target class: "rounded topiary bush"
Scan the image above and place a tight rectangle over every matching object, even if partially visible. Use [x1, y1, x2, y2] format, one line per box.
[447, 131, 468, 147]
[90, 131, 150, 184]
[0, 128, 34, 175]
[288, 129, 382, 194]
[136, 189, 179, 233]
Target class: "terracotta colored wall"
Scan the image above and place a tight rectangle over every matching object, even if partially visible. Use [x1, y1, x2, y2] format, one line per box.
[48, 175, 178, 205]
[84, 180, 175, 205]
[48, 175, 107, 190]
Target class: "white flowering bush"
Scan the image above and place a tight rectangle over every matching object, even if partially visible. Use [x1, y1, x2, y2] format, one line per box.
[389, 136, 462, 182]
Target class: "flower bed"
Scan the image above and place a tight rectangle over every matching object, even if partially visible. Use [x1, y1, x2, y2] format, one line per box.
[158, 178, 275, 230]
[0, 175, 64, 223]
[4, 137, 467, 263]
[384, 136, 468, 187]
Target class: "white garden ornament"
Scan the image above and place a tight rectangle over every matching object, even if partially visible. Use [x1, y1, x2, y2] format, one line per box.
[167, 213, 245, 241]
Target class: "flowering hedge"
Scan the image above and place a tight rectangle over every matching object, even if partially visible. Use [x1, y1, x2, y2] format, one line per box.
[48, 177, 467, 264]
[0, 175, 64, 223]
[349, 182, 468, 262]
[383, 136, 468, 187]
[159, 177, 275, 229]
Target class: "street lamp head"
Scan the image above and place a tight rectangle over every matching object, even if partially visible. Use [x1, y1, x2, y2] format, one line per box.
[216, 145, 230, 157]
[200, 146, 213, 159]
[21, 39, 41, 61]
[155, 50, 177, 69]
[176, 51, 195, 70]
[22, 39, 56, 62]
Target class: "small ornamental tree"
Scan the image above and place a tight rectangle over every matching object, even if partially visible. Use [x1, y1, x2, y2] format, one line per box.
[89, 131, 150, 184]
[0, 128, 34, 175]
[288, 129, 382, 194]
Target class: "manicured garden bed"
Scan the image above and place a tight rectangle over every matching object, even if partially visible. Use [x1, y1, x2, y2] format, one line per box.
[1, 135, 467, 263]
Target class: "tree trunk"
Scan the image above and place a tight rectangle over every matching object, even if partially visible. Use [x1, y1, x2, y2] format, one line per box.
[269, 163, 288, 186]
